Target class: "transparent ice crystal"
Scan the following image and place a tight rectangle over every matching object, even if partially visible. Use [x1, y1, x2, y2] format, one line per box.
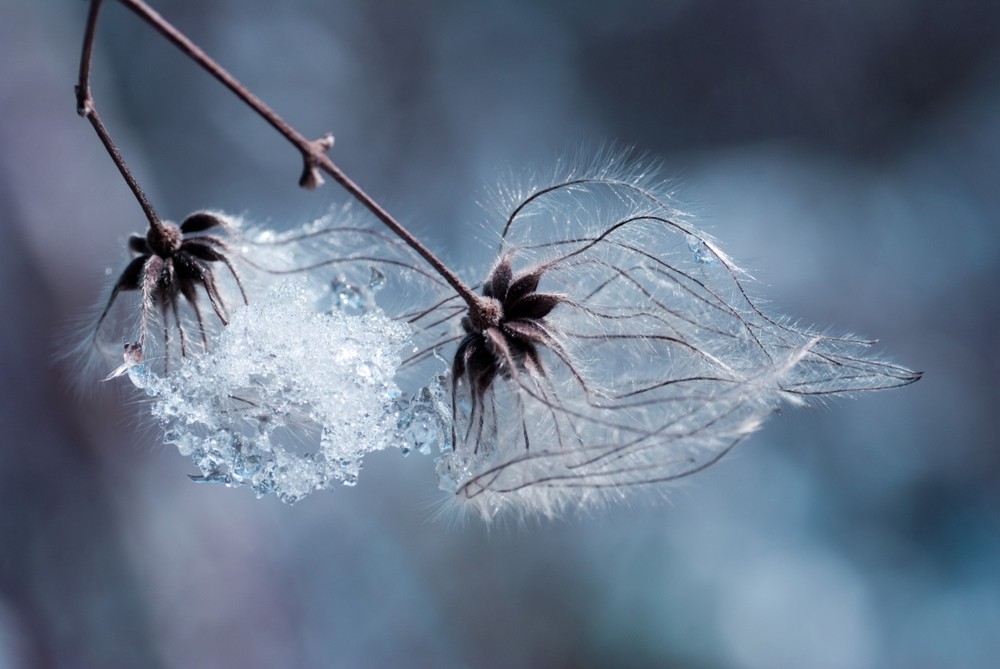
[396, 376, 451, 458]
[128, 279, 410, 503]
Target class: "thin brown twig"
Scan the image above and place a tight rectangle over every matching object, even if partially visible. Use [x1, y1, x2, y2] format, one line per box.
[77, 0, 484, 314]
[76, 0, 162, 231]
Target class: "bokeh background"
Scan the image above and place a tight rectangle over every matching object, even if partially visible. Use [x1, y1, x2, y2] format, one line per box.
[2, 0, 998, 667]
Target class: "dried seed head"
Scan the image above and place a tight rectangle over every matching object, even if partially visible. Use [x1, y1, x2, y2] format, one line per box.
[468, 296, 503, 332]
[88, 212, 249, 375]
[431, 158, 921, 520]
[146, 221, 182, 256]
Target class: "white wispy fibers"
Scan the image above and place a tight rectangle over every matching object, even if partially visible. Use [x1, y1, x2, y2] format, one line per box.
[427, 156, 920, 519]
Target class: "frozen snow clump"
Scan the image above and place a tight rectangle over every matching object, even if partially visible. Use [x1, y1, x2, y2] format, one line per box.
[128, 279, 410, 503]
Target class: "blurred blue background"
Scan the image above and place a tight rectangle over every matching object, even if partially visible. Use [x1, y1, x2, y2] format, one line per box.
[1, 1, 997, 667]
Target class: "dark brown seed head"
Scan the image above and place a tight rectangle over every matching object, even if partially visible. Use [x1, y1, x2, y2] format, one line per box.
[469, 296, 503, 332]
[147, 221, 183, 257]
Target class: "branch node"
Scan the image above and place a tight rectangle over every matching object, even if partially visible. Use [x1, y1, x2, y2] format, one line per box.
[315, 132, 335, 152]
[298, 162, 324, 190]
[298, 133, 335, 190]
[75, 85, 93, 117]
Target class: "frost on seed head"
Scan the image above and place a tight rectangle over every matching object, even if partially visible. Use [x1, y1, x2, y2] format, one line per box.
[129, 279, 410, 503]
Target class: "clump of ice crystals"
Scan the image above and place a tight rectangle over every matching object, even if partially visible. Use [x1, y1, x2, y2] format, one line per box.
[128, 279, 410, 503]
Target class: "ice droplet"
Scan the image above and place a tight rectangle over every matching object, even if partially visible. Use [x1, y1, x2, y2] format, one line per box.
[127, 363, 158, 396]
[332, 278, 365, 315]
[397, 379, 451, 457]
[369, 267, 386, 292]
[687, 234, 716, 264]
